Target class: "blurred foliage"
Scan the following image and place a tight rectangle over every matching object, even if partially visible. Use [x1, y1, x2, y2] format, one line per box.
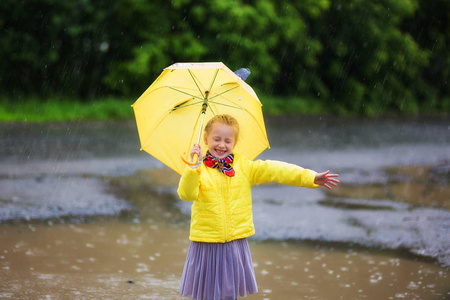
[0, 0, 448, 115]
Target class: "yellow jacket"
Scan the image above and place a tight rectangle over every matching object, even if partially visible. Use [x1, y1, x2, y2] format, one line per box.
[177, 153, 319, 243]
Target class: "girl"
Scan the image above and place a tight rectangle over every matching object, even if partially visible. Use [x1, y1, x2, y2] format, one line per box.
[178, 114, 339, 300]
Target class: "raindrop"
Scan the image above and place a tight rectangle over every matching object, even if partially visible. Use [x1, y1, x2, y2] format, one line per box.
[99, 42, 109, 52]
[407, 281, 419, 290]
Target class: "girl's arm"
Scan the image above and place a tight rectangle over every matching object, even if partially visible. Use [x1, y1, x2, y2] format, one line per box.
[177, 143, 202, 201]
[177, 166, 200, 201]
[246, 159, 319, 188]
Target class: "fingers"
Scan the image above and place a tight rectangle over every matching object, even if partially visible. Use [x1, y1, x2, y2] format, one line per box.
[190, 143, 203, 159]
[325, 173, 339, 184]
[319, 172, 340, 190]
[318, 170, 330, 177]
[326, 177, 339, 187]
[319, 171, 339, 178]
[191, 143, 201, 151]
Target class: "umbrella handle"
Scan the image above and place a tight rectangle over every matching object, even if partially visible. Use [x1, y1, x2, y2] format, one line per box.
[180, 152, 199, 166]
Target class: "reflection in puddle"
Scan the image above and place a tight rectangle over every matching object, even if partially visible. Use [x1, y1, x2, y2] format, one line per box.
[318, 198, 396, 210]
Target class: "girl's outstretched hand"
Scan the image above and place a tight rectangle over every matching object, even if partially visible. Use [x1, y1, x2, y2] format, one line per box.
[314, 170, 340, 190]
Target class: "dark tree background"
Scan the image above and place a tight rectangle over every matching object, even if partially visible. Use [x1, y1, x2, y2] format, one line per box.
[0, 0, 448, 114]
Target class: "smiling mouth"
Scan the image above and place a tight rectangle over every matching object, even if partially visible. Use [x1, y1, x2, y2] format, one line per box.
[215, 149, 226, 155]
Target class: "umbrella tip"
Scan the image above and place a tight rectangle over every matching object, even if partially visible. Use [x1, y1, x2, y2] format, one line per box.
[234, 68, 251, 81]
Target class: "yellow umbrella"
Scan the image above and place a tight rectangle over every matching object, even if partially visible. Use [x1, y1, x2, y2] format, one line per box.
[132, 62, 270, 175]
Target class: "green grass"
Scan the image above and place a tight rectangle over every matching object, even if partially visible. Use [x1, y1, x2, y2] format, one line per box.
[259, 95, 328, 116]
[0, 98, 135, 122]
[1, 95, 445, 123]
[0, 96, 330, 123]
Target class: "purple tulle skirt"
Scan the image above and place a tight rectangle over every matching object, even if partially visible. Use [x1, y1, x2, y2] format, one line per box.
[180, 238, 258, 300]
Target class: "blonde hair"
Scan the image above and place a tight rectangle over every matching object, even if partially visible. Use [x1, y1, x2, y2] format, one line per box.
[204, 114, 240, 144]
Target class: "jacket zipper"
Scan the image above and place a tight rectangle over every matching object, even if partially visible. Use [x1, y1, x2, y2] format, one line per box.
[220, 174, 228, 242]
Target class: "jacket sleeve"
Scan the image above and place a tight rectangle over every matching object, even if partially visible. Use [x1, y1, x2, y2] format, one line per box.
[245, 158, 319, 188]
[177, 166, 201, 201]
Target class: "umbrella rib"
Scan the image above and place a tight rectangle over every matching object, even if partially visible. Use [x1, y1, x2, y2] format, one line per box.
[188, 70, 205, 98]
[194, 107, 204, 140]
[168, 87, 204, 101]
[210, 84, 261, 111]
[210, 88, 246, 111]
[209, 85, 239, 100]
[172, 100, 204, 111]
[208, 69, 219, 92]
[210, 101, 244, 110]
[208, 102, 217, 116]
[185, 106, 205, 155]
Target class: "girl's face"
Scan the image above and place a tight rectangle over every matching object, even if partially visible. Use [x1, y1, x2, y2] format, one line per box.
[204, 123, 236, 159]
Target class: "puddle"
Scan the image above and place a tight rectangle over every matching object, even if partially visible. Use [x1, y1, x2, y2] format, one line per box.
[0, 222, 448, 300]
[330, 164, 449, 209]
[0, 117, 449, 299]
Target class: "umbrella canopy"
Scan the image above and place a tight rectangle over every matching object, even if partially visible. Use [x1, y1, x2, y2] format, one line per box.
[132, 62, 270, 175]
